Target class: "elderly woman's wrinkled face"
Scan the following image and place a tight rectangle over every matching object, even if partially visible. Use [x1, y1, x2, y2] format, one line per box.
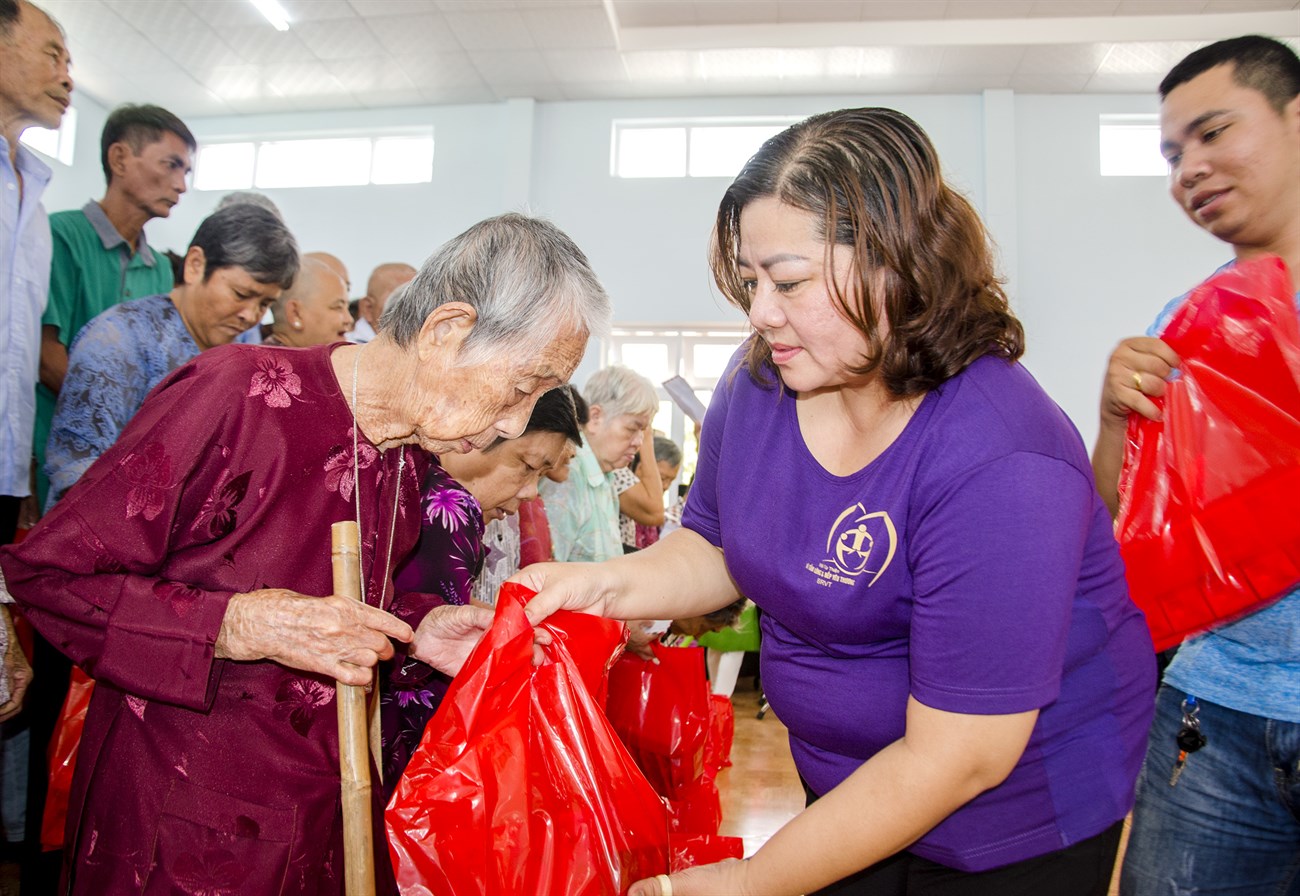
[585, 407, 651, 473]
[412, 330, 586, 456]
[441, 431, 570, 521]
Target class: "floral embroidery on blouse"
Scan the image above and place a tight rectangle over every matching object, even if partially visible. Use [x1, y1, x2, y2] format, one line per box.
[423, 482, 475, 531]
[121, 442, 175, 521]
[246, 354, 303, 408]
[272, 675, 334, 737]
[191, 469, 253, 539]
[172, 847, 248, 896]
[152, 580, 203, 618]
[323, 430, 377, 502]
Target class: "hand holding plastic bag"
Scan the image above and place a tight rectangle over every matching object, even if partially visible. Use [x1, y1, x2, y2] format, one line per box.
[1116, 256, 1300, 650]
[385, 583, 670, 895]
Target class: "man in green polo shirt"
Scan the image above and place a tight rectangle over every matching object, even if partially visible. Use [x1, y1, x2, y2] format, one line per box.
[34, 103, 194, 510]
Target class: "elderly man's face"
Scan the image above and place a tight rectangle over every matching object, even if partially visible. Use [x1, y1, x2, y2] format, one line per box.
[411, 330, 587, 456]
[0, 3, 73, 133]
[293, 270, 353, 346]
[111, 130, 192, 221]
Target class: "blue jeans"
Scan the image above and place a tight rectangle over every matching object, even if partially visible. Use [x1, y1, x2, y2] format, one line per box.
[1120, 686, 1300, 895]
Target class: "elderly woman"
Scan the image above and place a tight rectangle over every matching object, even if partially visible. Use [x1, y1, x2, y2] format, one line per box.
[381, 385, 581, 791]
[0, 213, 610, 895]
[539, 365, 660, 562]
[519, 109, 1154, 896]
[262, 254, 354, 347]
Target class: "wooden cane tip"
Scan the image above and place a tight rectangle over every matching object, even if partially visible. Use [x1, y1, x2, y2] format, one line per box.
[331, 520, 360, 553]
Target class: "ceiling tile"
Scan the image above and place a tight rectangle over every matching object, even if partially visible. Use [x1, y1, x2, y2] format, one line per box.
[519, 6, 617, 48]
[611, 2, 698, 28]
[278, 0, 360, 21]
[260, 62, 347, 97]
[396, 51, 490, 88]
[183, 0, 269, 28]
[296, 18, 386, 59]
[149, 27, 247, 71]
[348, 0, 442, 14]
[1029, 0, 1121, 13]
[467, 49, 554, 82]
[352, 88, 429, 107]
[224, 25, 318, 63]
[417, 82, 497, 104]
[365, 14, 463, 55]
[444, 9, 537, 48]
[285, 92, 363, 110]
[1203, 0, 1300, 8]
[929, 72, 1013, 91]
[493, 81, 567, 101]
[1099, 40, 1201, 74]
[326, 58, 418, 92]
[1017, 42, 1111, 74]
[200, 64, 275, 101]
[105, 0, 209, 31]
[541, 48, 628, 82]
[622, 50, 694, 81]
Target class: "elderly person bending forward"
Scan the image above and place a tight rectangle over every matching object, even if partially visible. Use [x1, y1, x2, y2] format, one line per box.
[0, 213, 611, 895]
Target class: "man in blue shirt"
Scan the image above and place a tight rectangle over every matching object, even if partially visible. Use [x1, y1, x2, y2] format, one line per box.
[1091, 36, 1300, 895]
[0, 0, 71, 718]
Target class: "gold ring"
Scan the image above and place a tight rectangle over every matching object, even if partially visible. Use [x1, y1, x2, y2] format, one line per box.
[656, 874, 673, 896]
[1132, 371, 1143, 391]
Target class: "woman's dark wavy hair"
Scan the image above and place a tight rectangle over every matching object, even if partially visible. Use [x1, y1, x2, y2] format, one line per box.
[711, 107, 1023, 397]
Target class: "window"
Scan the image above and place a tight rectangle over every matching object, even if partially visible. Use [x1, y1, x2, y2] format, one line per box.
[20, 106, 77, 166]
[611, 118, 798, 179]
[602, 324, 749, 488]
[1099, 115, 1166, 177]
[194, 130, 434, 191]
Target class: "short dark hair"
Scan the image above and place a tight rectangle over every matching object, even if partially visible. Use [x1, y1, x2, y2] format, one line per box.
[1160, 36, 1300, 114]
[101, 104, 197, 182]
[0, 0, 20, 37]
[188, 205, 299, 290]
[484, 385, 582, 453]
[713, 107, 1023, 398]
[653, 435, 682, 469]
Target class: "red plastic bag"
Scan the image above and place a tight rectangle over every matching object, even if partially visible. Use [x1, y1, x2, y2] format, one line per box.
[703, 694, 735, 780]
[606, 643, 711, 797]
[41, 666, 94, 851]
[385, 584, 671, 896]
[1117, 255, 1300, 651]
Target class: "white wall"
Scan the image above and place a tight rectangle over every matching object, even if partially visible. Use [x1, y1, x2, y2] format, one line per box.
[37, 91, 110, 214]
[42, 88, 1226, 447]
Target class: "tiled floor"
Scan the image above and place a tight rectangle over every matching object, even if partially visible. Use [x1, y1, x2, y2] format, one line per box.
[714, 681, 1128, 894]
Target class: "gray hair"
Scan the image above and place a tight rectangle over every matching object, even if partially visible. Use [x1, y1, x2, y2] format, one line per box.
[189, 204, 299, 289]
[584, 365, 659, 419]
[653, 434, 682, 468]
[379, 213, 611, 363]
[216, 190, 283, 221]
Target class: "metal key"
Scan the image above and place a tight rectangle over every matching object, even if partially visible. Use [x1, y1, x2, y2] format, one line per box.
[1168, 696, 1206, 787]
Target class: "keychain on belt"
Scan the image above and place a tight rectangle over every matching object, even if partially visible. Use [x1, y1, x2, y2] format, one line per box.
[1169, 695, 1206, 787]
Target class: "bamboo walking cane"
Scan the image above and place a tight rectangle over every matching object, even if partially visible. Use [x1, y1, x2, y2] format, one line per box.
[332, 521, 376, 896]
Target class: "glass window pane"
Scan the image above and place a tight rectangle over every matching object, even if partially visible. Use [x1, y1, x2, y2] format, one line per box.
[371, 135, 434, 185]
[256, 138, 371, 189]
[616, 127, 686, 178]
[688, 125, 785, 178]
[1099, 124, 1165, 177]
[653, 400, 674, 437]
[20, 107, 75, 165]
[194, 142, 255, 191]
[620, 343, 671, 384]
[692, 342, 742, 381]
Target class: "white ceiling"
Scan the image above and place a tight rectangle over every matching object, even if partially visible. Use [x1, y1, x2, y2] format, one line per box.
[37, 0, 1300, 117]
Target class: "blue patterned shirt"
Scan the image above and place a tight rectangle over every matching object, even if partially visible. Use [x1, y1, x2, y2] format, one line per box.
[46, 294, 198, 505]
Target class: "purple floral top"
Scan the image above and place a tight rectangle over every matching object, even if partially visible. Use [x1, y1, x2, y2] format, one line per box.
[382, 465, 484, 795]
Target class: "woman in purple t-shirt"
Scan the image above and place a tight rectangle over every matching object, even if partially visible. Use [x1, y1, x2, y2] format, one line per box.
[518, 108, 1155, 896]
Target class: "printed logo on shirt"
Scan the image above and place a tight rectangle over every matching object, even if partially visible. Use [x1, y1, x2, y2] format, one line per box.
[804, 503, 897, 588]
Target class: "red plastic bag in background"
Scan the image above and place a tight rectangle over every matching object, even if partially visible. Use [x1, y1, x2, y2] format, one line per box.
[606, 643, 711, 797]
[40, 666, 94, 851]
[1116, 256, 1300, 651]
[385, 584, 670, 896]
[704, 693, 735, 778]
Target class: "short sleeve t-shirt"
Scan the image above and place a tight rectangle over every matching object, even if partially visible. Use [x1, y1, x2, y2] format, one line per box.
[682, 350, 1155, 872]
